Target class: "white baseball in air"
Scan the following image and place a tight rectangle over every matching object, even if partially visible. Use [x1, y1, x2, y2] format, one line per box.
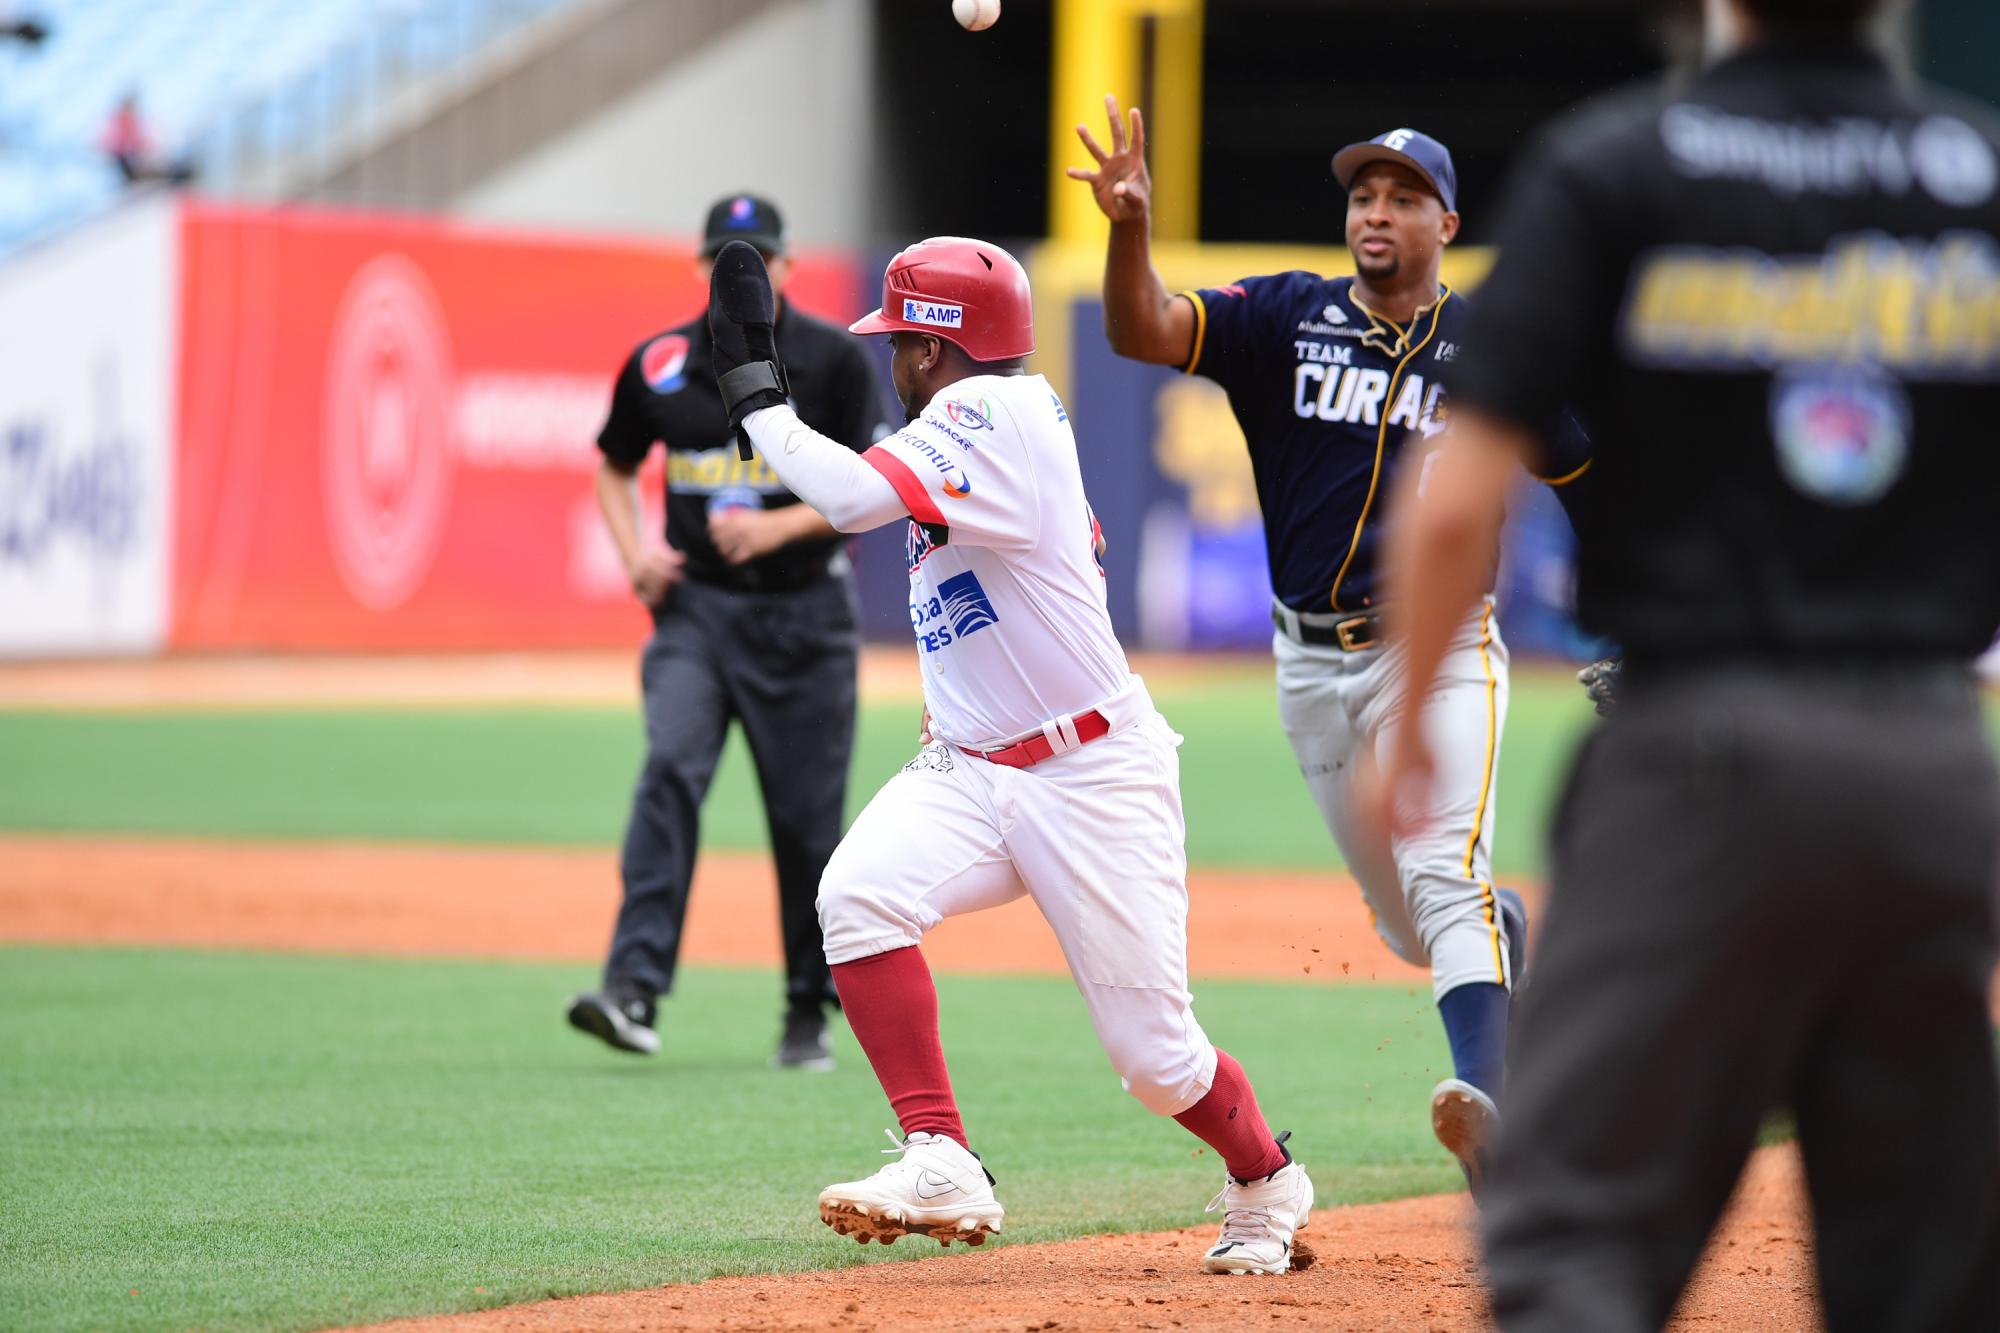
[953, 0, 1000, 32]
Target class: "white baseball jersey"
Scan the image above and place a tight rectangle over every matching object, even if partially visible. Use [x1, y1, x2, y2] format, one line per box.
[860, 373, 1129, 750]
[768, 372, 1222, 1119]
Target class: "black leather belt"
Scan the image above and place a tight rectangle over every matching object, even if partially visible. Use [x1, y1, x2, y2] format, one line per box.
[1273, 605, 1383, 652]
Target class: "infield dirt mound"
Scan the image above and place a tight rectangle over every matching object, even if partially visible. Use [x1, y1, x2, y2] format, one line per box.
[345, 1148, 1816, 1333]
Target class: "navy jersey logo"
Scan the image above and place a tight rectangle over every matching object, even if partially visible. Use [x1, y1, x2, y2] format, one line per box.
[1293, 365, 1434, 427]
[938, 571, 999, 637]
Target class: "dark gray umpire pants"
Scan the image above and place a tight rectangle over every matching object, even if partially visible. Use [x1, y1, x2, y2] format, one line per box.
[1485, 666, 2000, 1333]
[605, 572, 857, 1015]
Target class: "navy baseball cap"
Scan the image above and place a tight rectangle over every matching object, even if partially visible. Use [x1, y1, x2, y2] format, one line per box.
[700, 193, 785, 257]
[1332, 130, 1458, 213]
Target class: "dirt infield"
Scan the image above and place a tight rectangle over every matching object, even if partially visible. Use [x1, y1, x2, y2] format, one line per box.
[0, 645, 1827, 1331]
[0, 834, 1434, 982]
[0, 647, 1262, 712]
[1, 831, 1825, 1330]
[344, 1146, 1815, 1333]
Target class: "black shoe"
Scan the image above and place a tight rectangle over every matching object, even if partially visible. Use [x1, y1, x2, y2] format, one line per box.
[566, 986, 659, 1055]
[773, 1008, 834, 1071]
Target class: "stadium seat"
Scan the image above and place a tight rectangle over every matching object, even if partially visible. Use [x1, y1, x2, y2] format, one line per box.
[0, 0, 584, 254]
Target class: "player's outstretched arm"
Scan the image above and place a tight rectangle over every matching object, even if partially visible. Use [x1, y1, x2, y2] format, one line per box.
[1068, 94, 1195, 367]
[739, 406, 905, 534]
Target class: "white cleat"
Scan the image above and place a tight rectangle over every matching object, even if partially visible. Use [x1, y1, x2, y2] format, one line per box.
[817, 1129, 1004, 1249]
[1431, 1077, 1499, 1199]
[1200, 1142, 1315, 1276]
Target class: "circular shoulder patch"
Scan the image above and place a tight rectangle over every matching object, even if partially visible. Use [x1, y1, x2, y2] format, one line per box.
[1770, 364, 1910, 507]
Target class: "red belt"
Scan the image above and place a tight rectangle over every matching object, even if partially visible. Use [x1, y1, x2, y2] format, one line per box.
[959, 709, 1112, 769]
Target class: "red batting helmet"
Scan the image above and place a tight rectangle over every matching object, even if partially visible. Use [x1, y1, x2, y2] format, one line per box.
[849, 237, 1035, 362]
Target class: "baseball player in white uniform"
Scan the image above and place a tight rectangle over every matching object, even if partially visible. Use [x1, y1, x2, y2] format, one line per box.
[705, 236, 1313, 1275]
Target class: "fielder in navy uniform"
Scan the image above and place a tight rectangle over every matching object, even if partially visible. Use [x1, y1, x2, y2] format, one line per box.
[1074, 101, 1588, 1191]
[567, 194, 891, 1069]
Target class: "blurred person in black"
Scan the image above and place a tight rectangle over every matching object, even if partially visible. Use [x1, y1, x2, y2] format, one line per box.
[99, 93, 193, 187]
[1363, 0, 2000, 1327]
[1, 11, 47, 45]
[566, 194, 891, 1070]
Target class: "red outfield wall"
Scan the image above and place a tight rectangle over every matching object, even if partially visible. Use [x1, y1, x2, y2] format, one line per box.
[171, 202, 866, 649]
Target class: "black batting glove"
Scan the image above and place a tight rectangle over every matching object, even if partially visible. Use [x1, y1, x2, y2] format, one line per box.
[707, 240, 790, 459]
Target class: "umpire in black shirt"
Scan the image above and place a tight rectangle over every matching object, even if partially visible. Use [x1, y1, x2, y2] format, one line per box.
[1366, 0, 2000, 1327]
[568, 195, 889, 1069]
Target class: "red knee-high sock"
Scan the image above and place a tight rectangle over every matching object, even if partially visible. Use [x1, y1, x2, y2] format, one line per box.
[1174, 1049, 1288, 1182]
[831, 946, 968, 1149]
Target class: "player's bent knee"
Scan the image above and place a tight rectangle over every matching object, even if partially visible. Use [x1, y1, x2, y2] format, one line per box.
[1107, 1042, 1216, 1117]
[1371, 918, 1429, 967]
[816, 873, 925, 967]
[1122, 1072, 1200, 1117]
[1400, 871, 1499, 946]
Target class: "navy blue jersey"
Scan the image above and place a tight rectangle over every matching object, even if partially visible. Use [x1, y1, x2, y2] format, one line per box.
[1184, 272, 1589, 612]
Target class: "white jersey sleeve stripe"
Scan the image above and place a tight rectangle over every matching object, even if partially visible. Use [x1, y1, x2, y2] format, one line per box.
[863, 445, 948, 527]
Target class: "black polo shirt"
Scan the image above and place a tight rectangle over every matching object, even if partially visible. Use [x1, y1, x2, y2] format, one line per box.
[1450, 35, 2000, 667]
[598, 303, 890, 591]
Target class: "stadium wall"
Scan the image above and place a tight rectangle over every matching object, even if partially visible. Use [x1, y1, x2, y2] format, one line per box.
[451, 0, 876, 249]
[168, 201, 866, 650]
[0, 196, 1592, 659]
[0, 198, 180, 659]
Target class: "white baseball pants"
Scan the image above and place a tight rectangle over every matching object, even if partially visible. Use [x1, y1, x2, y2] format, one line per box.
[818, 678, 1220, 1117]
[1275, 599, 1517, 998]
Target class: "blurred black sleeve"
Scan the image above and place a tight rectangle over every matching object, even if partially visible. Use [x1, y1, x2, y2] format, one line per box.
[826, 338, 892, 454]
[1450, 139, 1624, 472]
[1533, 409, 1596, 530]
[595, 349, 654, 470]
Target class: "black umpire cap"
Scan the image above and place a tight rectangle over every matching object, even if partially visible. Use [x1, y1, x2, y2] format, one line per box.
[701, 193, 785, 258]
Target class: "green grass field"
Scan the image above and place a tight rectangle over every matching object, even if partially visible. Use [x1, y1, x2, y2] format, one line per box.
[0, 659, 1569, 1330]
[1, 949, 1459, 1333]
[0, 662, 1596, 875]
[15, 659, 1953, 1330]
